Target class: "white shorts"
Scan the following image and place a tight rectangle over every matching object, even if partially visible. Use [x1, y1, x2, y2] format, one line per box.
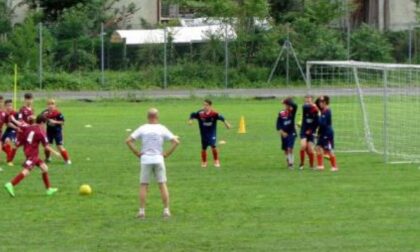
[140, 163, 167, 184]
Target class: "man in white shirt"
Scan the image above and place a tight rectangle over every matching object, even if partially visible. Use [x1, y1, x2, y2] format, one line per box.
[126, 108, 180, 219]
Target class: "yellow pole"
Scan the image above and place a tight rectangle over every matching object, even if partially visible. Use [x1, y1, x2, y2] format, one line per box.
[13, 64, 17, 110]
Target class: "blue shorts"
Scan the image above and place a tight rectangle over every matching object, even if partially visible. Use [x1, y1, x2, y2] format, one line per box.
[47, 131, 63, 145]
[281, 134, 296, 151]
[1, 128, 16, 143]
[317, 134, 334, 151]
[300, 129, 316, 143]
[201, 136, 216, 150]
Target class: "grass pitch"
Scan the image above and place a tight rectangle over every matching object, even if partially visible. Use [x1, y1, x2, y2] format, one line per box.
[0, 98, 418, 252]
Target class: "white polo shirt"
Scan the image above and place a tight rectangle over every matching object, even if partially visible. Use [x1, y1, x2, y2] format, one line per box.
[130, 123, 175, 164]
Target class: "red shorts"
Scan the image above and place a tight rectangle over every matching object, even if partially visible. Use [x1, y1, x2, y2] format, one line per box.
[23, 156, 44, 170]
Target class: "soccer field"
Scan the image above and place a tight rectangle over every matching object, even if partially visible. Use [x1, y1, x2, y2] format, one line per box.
[0, 98, 419, 252]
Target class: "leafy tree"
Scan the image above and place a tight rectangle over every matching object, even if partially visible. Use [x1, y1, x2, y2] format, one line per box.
[351, 24, 393, 62]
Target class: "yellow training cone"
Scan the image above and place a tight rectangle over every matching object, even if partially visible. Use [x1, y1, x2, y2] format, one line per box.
[238, 116, 246, 134]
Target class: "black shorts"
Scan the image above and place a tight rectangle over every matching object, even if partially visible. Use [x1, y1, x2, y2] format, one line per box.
[47, 131, 63, 145]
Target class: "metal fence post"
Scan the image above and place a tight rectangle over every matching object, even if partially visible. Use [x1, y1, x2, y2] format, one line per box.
[224, 23, 229, 89]
[163, 26, 168, 89]
[100, 23, 105, 87]
[38, 22, 43, 89]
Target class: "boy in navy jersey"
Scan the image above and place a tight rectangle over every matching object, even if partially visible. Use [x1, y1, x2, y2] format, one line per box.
[42, 99, 71, 164]
[276, 97, 298, 169]
[299, 95, 319, 170]
[315, 96, 338, 172]
[189, 99, 231, 168]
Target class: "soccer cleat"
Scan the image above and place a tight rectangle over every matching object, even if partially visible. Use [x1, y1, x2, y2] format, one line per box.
[201, 162, 208, 168]
[299, 165, 304, 170]
[317, 166, 325, 171]
[66, 160, 72, 165]
[7, 162, 14, 167]
[288, 164, 294, 170]
[163, 209, 171, 219]
[214, 160, 221, 168]
[45, 158, 52, 163]
[136, 211, 145, 219]
[0, 167, 3, 172]
[4, 182, 15, 197]
[331, 167, 339, 172]
[46, 188, 58, 196]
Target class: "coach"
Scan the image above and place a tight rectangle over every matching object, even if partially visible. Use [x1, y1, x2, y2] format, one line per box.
[126, 108, 180, 219]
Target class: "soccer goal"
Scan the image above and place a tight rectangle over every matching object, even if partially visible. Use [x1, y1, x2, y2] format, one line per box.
[306, 61, 420, 164]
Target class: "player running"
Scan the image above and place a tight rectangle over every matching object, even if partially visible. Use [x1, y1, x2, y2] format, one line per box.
[4, 115, 61, 197]
[299, 95, 319, 170]
[188, 99, 231, 168]
[315, 96, 338, 172]
[276, 97, 298, 169]
[2, 99, 19, 166]
[126, 108, 180, 219]
[0, 96, 6, 170]
[42, 99, 71, 164]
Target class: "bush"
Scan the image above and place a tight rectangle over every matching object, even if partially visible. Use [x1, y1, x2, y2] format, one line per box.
[351, 24, 394, 62]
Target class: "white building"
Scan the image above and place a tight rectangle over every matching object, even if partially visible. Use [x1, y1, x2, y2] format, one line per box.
[7, 0, 162, 28]
[351, 0, 417, 31]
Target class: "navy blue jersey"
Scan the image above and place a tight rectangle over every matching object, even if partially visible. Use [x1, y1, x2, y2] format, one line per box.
[276, 101, 297, 134]
[318, 108, 333, 136]
[43, 109, 65, 133]
[301, 103, 319, 133]
[190, 110, 225, 140]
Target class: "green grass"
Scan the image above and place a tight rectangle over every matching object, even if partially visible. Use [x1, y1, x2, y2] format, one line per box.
[0, 98, 419, 252]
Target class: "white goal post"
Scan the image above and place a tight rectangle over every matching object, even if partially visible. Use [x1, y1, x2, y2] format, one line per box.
[306, 61, 420, 163]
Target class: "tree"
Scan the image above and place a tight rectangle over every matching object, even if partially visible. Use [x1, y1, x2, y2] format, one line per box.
[351, 24, 393, 62]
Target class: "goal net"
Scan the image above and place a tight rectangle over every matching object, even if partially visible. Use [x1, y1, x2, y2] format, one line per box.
[306, 61, 420, 163]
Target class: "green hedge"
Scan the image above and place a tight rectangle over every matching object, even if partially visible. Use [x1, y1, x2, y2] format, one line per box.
[0, 64, 299, 91]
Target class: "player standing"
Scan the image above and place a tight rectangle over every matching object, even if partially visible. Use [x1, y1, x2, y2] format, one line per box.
[299, 95, 319, 170]
[2, 99, 19, 166]
[4, 115, 60, 197]
[43, 99, 71, 164]
[276, 97, 298, 169]
[18, 93, 34, 124]
[0, 96, 6, 170]
[315, 96, 338, 172]
[126, 108, 180, 219]
[188, 99, 231, 168]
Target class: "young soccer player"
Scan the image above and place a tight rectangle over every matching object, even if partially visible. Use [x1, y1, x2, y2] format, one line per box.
[18, 93, 34, 124]
[315, 96, 338, 172]
[4, 115, 61, 197]
[188, 99, 231, 168]
[299, 95, 319, 170]
[43, 99, 71, 164]
[276, 97, 298, 169]
[2, 99, 19, 166]
[0, 96, 6, 170]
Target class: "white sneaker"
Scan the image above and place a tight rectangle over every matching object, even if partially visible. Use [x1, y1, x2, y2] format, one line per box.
[136, 210, 145, 219]
[0, 167, 3, 172]
[163, 209, 171, 219]
[66, 160, 72, 165]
